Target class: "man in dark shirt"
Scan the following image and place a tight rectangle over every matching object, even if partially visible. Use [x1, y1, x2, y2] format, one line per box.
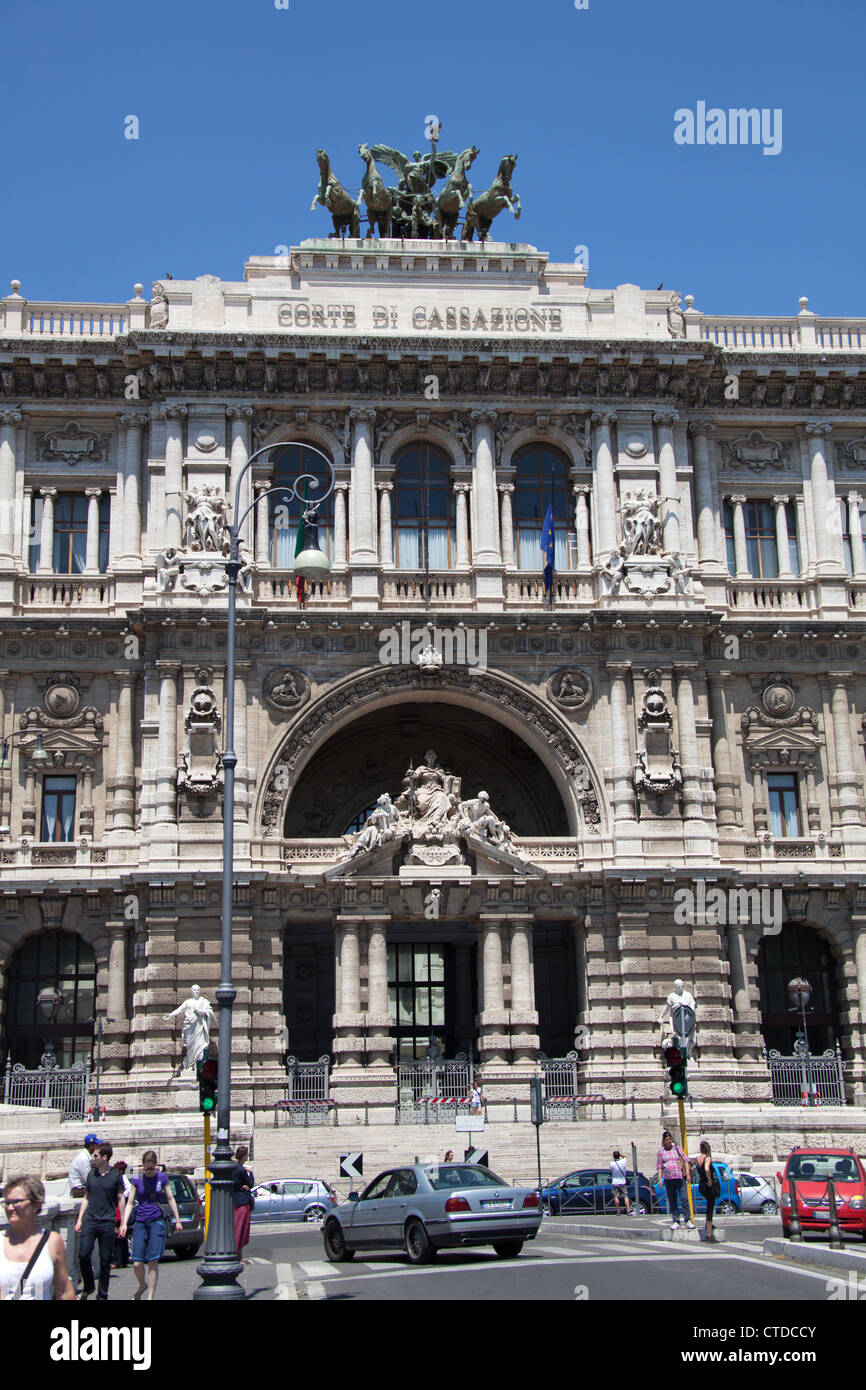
[75, 1142, 125, 1300]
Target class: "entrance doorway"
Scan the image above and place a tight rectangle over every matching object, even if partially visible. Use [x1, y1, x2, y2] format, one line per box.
[757, 923, 842, 1054]
[3, 931, 96, 1068]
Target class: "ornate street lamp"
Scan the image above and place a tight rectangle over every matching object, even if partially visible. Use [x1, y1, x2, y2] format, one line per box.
[36, 983, 64, 1073]
[0, 732, 50, 835]
[194, 441, 334, 1301]
[787, 976, 814, 1107]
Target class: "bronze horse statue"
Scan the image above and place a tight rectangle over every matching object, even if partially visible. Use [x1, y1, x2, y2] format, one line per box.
[358, 143, 391, 237]
[310, 149, 360, 238]
[435, 145, 478, 238]
[462, 154, 521, 242]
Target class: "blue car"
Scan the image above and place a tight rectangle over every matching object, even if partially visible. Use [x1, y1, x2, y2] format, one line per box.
[652, 1160, 740, 1215]
[541, 1168, 656, 1215]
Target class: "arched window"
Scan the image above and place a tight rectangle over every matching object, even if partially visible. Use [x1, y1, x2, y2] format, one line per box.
[392, 444, 454, 570]
[3, 932, 97, 1068]
[269, 444, 333, 567]
[757, 923, 841, 1054]
[514, 446, 573, 570]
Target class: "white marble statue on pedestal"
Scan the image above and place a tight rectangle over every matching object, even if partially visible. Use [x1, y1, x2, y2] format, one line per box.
[659, 978, 697, 1056]
[164, 984, 215, 1072]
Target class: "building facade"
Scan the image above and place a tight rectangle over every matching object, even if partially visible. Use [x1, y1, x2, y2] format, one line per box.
[1, 241, 865, 1114]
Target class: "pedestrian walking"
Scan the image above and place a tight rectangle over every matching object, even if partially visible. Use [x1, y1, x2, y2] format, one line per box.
[610, 1151, 631, 1215]
[119, 1150, 182, 1301]
[695, 1141, 721, 1243]
[66, 1131, 100, 1291]
[76, 1143, 126, 1300]
[443, 1150, 455, 1163]
[0, 1175, 76, 1301]
[231, 1146, 255, 1257]
[112, 1161, 133, 1268]
[656, 1131, 694, 1230]
[469, 1083, 484, 1116]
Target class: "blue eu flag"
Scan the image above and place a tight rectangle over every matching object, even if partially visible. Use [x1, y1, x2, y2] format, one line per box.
[541, 503, 555, 598]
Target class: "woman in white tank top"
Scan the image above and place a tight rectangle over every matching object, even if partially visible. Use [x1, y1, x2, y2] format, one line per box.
[1, 1175, 76, 1301]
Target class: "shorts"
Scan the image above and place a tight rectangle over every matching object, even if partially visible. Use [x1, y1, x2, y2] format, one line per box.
[131, 1217, 168, 1263]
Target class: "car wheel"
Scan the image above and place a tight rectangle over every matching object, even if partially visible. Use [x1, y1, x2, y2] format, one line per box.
[174, 1244, 200, 1260]
[323, 1220, 355, 1263]
[492, 1240, 524, 1258]
[404, 1218, 436, 1265]
[760, 1200, 778, 1216]
[632, 1202, 648, 1216]
[716, 1200, 735, 1214]
[305, 1205, 328, 1223]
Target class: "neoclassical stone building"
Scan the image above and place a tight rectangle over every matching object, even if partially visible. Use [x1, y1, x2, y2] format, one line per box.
[1, 241, 865, 1114]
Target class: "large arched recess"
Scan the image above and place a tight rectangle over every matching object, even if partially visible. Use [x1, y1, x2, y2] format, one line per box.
[256, 666, 605, 839]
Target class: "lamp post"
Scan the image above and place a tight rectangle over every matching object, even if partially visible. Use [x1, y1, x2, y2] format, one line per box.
[787, 976, 813, 1107]
[0, 732, 50, 836]
[194, 441, 334, 1300]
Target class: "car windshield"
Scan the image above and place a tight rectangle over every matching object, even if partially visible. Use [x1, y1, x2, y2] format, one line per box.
[425, 1165, 508, 1190]
[787, 1153, 862, 1182]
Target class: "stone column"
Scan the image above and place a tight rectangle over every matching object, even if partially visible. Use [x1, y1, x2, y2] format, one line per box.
[376, 481, 393, 566]
[83, 488, 102, 574]
[804, 423, 840, 574]
[675, 665, 703, 819]
[574, 484, 591, 566]
[498, 482, 515, 568]
[227, 406, 254, 547]
[0, 409, 22, 561]
[607, 664, 636, 821]
[708, 675, 739, 827]
[478, 917, 509, 1066]
[469, 411, 500, 563]
[726, 923, 758, 1061]
[847, 493, 866, 576]
[36, 487, 56, 574]
[591, 412, 617, 559]
[573, 916, 589, 1043]
[119, 412, 147, 562]
[254, 480, 271, 567]
[332, 480, 349, 568]
[509, 918, 539, 1065]
[348, 409, 377, 563]
[333, 918, 364, 1069]
[729, 495, 750, 578]
[453, 482, 471, 568]
[79, 765, 94, 837]
[21, 761, 37, 839]
[654, 412, 681, 554]
[161, 406, 187, 551]
[689, 423, 718, 566]
[106, 919, 130, 1022]
[772, 495, 793, 577]
[109, 672, 136, 833]
[828, 678, 863, 826]
[752, 764, 769, 833]
[365, 917, 392, 1068]
[153, 664, 179, 825]
[454, 943, 474, 1056]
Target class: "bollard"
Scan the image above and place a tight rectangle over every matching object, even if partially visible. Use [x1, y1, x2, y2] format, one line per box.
[827, 1178, 844, 1249]
[304, 1101, 309, 1128]
[513, 1097, 518, 1122]
[424, 1098, 429, 1125]
[273, 1104, 278, 1130]
[364, 1100, 369, 1127]
[333, 1100, 339, 1127]
[630, 1094, 636, 1122]
[788, 1177, 803, 1241]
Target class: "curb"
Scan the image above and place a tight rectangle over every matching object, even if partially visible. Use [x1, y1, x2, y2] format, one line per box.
[763, 1238, 866, 1275]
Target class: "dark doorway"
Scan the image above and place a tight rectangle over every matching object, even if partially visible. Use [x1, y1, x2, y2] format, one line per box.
[3, 932, 96, 1068]
[757, 923, 842, 1054]
[533, 922, 578, 1057]
[282, 931, 335, 1061]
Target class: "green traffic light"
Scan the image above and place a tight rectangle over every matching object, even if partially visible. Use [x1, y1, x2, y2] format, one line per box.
[671, 1081, 685, 1096]
[201, 1097, 215, 1112]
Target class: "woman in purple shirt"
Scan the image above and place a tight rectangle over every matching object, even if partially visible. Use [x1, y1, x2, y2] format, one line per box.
[119, 1150, 182, 1301]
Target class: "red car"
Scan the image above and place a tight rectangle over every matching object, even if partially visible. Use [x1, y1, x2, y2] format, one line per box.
[778, 1147, 866, 1239]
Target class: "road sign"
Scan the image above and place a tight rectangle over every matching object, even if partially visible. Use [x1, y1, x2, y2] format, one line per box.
[455, 1115, 485, 1132]
[340, 1151, 363, 1184]
[464, 1148, 489, 1167]
[530, 1076, 544, 1125]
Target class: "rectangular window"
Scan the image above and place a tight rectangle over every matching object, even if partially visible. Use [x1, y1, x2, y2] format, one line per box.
[767, 772, 801, 838]
[29, 493, 111, 575]
[387, 942, 448, 1059]
[841, 501, 852, 576]
[724, 499, 799, 578]
[41, 776, 77, 842]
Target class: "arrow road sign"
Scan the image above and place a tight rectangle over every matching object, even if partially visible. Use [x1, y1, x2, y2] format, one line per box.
[464, 1148, 489, 1167]
[340, 1152, 364, 1184]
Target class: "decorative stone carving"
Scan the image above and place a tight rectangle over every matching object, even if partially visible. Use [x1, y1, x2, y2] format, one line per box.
[150, 281, 169, 329]
[741, 681, 821, 769]
[263, 668, 311, 712]
[619, 489, 662, 556]
[345, 792, 401, 858]
[666, 293, 686, 339]
[40, 675, 81, 720]
[601, 547, 690, 598]
[34, 420, 111, 465]
[721, 429, 791, 472]
[633, 687, 682, 807]
[178, 682, 222, 800]
[183, 486, 229, 553]
[417, 643, 444, 674]
[837, 437, 866, 470]
[548, 669, 592, 711]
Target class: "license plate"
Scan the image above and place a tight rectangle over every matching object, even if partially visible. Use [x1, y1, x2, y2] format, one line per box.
[481, 1200, 511, 1210]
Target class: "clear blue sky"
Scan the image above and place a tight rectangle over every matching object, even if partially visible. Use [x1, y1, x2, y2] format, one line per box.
[3, 0, 864, 316]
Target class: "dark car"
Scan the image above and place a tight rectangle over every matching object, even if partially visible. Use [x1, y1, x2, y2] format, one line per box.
[154, 1174, 204, 1259]
[541, 1168, 656, 1215]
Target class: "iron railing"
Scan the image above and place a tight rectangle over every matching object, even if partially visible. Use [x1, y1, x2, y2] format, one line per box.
[763, 1040, 846, 1106]
[285, 1055, 330, 1102]
[539, 1052, 580, 1097]
[2, 1056, 90, 1120]
[397, 1056, 472, 1107]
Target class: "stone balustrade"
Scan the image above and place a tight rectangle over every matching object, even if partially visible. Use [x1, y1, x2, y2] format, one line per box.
[15, 575, 115, 610]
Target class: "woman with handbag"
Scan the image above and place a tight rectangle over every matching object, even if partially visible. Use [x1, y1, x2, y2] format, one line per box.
[695, 1140, 721, 1243]
[0, 1175, 76, 1301]
[231, 1146, 255, 1256]
[119, 1150, 182, 1301]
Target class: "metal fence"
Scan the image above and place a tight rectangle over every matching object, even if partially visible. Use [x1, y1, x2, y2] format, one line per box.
[543, 1094, 607, 1122]
[540, 1052, 580, 1097]
[764, 1041, 846, 1106]
[2, 1057, 90, 1120]
[273, 1099, 337, 1128]
[285, 1055, 330, 1102]
[397, 1056, 472, 1107]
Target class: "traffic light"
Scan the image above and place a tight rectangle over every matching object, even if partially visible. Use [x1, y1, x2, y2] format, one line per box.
[663, 1043, 687, 1098]
[198, 1056, 218, 1114]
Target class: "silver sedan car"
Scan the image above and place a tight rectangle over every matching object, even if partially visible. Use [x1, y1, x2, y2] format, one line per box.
[322, 1163, 542, 1264]
[734, 1171, 779, 1215]
[251, 1177, 337, 1223]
